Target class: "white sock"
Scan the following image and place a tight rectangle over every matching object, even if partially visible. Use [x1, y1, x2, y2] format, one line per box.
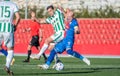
[6, 50, 14, 68]
[37, 44, 48, 57]
[54, 54, 58, 64]
[83, 57, 90, 66]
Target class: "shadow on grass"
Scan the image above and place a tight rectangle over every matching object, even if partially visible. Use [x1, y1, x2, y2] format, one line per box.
[13, 67, 120, 76]
[14, 68, 99, 76]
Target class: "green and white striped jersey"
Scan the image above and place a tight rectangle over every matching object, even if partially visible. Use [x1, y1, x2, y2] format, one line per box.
[0, 1, 19, 33]
[46, 9, 65, 32]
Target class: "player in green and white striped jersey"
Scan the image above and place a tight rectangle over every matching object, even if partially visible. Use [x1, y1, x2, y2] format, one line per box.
[46, 8, 65, 32]
[30, 5, 66, 59]
[0, 0, 20, 75]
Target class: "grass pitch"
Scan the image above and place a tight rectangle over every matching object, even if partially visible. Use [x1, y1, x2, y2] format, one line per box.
[0, 56, 120, 76]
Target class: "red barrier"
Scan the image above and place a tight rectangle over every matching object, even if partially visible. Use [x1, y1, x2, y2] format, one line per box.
[14, 19, 120, 56]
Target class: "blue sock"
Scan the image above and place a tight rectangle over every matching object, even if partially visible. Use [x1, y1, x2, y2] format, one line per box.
[0, 49, 8, 56]
[67, 50, 84, 60]
[46, 49, 57, 66]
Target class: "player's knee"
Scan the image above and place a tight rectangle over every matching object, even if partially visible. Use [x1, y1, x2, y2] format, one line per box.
[7, 47, 14, 50]
[45, 39, 50, 44]
[45, 38, 53, 44]
[51, 49, 57, 54]
[48, 44, 55, 51]
[66, 49, 72, 54]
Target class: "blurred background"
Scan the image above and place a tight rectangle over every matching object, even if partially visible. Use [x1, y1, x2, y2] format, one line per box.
[2, 0, 120, 19]
[0, 0, 120, 57]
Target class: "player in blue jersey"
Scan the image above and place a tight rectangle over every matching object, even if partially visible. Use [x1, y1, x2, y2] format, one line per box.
[38, 10, 90, 69]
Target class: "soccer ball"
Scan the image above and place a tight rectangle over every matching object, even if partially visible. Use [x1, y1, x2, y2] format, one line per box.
[55, 62, 64, 71]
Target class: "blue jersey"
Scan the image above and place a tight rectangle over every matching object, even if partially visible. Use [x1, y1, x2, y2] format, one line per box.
[65, 18, 79, 40]
[54, 18, 79, 53]
[46, 18, 85, 66]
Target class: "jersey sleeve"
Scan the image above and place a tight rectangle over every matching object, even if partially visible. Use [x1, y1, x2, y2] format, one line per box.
[13, 4, 19, 13]
[56, 9, 62, 13]
[73, 19, 79, 27]
[46, 17, 51, 24]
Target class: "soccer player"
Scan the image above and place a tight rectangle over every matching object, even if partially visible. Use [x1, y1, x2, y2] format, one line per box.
[0, 48, 8, 57]
[0, 48, 15, 66]
[0, 0, 20, 75]
[23, 11, 47, 62]
[30, 5, 65, 59]
[38, 10, 90, 69]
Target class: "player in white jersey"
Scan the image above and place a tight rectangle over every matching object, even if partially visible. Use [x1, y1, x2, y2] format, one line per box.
[0, 0, 20, 75]
[30, 5, 66, 59]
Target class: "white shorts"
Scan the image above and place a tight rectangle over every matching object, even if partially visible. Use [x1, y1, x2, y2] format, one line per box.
[0, 32, 14, 48]
[50, 30, 65, 43]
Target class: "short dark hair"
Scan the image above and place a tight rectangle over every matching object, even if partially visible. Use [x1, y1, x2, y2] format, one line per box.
[47, 5, 54, 10]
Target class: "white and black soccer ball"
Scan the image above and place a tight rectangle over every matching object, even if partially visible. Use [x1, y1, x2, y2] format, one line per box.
[55, 62, 64, 71]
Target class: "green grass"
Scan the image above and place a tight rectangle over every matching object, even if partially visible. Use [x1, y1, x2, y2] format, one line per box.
[0, 56, 120, 76]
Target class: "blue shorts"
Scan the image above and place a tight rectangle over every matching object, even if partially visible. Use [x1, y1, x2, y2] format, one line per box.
[54, 38, 74, 53]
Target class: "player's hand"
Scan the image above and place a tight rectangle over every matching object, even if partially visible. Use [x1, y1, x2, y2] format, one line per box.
[13, 25, 17, 32]
[76, 30, 80, 34]
[52, 2, 61, 7]
[74, 26, 80, 34]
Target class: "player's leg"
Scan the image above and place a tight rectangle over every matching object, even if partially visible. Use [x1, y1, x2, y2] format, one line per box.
[45, 42, 61, 68]
[47, 31, 65, 64]
[37, 31, 64, 58]
[66, 40, 90, 65]
[23, 36, 39, 62]
[38, 49, 57, 69]
[0, 48, 8, 56]
[30, 36, 48, 61]
[66, 49, 90, 65]
[37, 46, 47, 62]
[38, 40, 65, 69]
[37, 37, 53, 58]
[52, 54, 62, 69]
[0, 48, 15, 65]
[0, 34, 15, 66]
[23, 44, 32, 62]
[48, 43, 55, 50]
[0, 33, 7, 56]
[42, 53, 47, 62]
[48, 43, 60, 65]
[47, 49, 57, 65]
[4, 32, 14, 75]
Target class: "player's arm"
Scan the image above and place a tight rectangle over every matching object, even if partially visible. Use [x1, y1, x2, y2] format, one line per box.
[57, 4, 66, 16]
[39, 28, 43, 42]
[13, 4, 20, 31]
[31, 12, 47, 24]
[52, 2, 66, 16]
[14, 12, 20, 27]
[33, 17, 47, 24]
[13, 12, 20, 31]
[74, 19, 80, 34]
[74, 26, 80, 34]
[32, 17, 46, 24]
[39, 19, 47, 24]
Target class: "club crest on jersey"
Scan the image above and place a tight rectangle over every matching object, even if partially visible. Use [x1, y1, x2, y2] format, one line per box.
[68, 42, 71, 45]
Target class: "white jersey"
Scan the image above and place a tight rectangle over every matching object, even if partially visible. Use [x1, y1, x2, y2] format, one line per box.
[0, 1, 19, 33]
